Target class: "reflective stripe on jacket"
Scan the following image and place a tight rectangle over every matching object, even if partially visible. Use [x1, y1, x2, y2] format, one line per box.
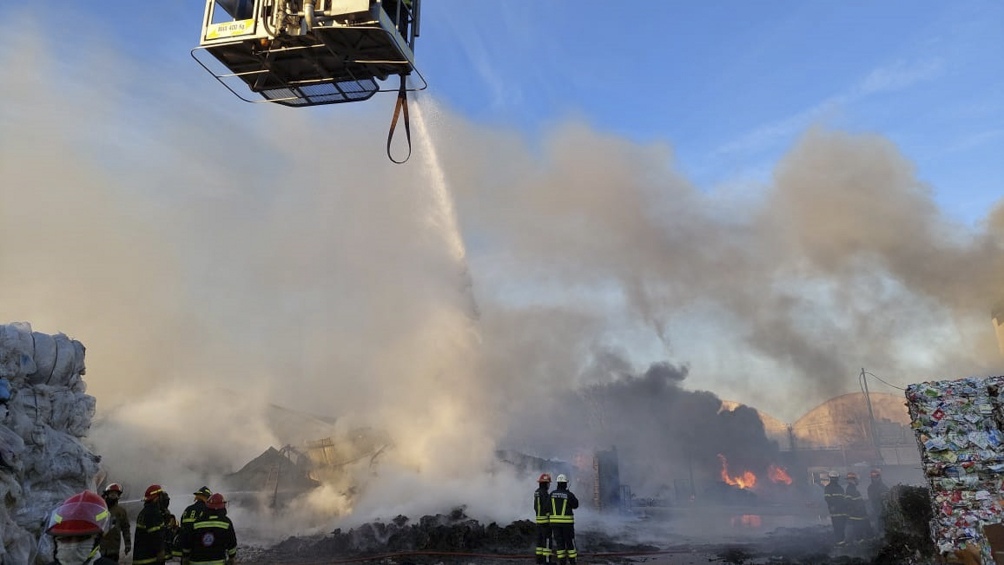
[533, 486, 551, 524]
[549, 488, 578, 524]
[182, 512, 238, 564]
[133, 502, 167, 564]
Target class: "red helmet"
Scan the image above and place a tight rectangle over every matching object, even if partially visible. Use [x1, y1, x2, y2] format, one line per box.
[103, 483, 123, 495]
[144, 484, 164, 502]
[46, 491, 110, 537]
[206, 493, 227, 510]
[537, 473, 552, 483]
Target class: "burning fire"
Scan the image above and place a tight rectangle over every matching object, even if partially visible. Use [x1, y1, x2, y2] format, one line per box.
[718, 455, 793, 489]
[718, 454, 756, 489]
[731, 514, 762, 528]
[768, 463, 793, 485]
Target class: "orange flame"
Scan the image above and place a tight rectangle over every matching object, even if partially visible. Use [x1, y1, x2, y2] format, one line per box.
[731, 514, 762, 528]
[768, 463, 792, 485]
[718, 454, 757, 489]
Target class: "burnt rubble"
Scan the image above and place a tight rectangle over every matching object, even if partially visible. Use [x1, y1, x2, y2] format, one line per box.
[243, 507, 659, 565]
[240, 486, 939, 565]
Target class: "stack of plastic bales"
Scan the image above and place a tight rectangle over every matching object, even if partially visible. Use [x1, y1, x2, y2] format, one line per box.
[905, 375, 1004, 563]
[0, 322, 100, 564]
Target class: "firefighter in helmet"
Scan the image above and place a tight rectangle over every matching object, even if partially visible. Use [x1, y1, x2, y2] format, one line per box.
[99, 483, 132, 562]
[133, 484, 168, 565]
[844, 472, 872, 541]
[532, 473, 553, 564]
[823, 471, 847, 545]
[549, 474, 579, 565]
[180, 492, 237, 565]
[175, 486, 212, 560]
[867, 468, 889, 532]
[44, 490, 118, 564]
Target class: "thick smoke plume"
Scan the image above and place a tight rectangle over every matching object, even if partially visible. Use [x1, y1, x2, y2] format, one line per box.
[2, 6, 1003, 543]
[506, 359, 780, 497]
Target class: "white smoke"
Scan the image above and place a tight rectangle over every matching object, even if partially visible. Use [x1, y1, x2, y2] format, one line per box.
[2, 4, 1003, 547]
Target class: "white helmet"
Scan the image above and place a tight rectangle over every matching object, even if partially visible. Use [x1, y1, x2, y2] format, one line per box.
[556, 474, 568, 483]
[828, 470, 839, 479]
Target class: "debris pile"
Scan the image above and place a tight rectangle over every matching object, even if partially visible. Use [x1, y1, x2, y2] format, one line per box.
[873, 484, 936, 564]
[0, 322, 100, 564]
[905, 375, 1004, 561]
[245, 507, 659, 565]
[254, 508, 535, 563]
[246, 513, 940, 565]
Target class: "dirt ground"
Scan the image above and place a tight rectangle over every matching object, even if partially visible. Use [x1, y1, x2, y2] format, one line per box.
[232, 515, 886, 565]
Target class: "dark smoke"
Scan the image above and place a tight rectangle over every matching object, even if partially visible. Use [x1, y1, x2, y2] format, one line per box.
[4, 4, 1004, 540]
[504, 357, 780, 497]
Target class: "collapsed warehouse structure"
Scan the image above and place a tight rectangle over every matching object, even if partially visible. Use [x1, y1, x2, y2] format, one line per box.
[226, 432, 631, 515]
[224, 389, 922, 519]
[226, 394, 921, 521]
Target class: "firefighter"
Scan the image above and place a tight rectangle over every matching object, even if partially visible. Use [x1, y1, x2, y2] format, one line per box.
[867, 468, 889, 533]
[533, 473, 553, 564]
[180, 492, 237, 565]
[133, 484, 168, 565]
[549, 474, 579, 565]
[844, 472, 872, 542]
[175, 486, 212, 560]
[165, 513, 181, 560]
[823, 471, 847, 545]
[44, 490, 118, 564]
[99, 483, 132, 562]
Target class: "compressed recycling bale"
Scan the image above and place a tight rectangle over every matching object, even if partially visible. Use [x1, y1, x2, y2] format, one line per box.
[0, 326, 102, 565]
[47, 334, 77, 387]
[27, 332, 55, 385]
[1, 513, 36, 565]
[0, 324, 35, 380]
[46, 389, 93, 434]
[71, 339, 85, 376]
[8, 387, 51, 436]
[905, 375, 1004, 562]
[65, 393, 95, 438]
[0, 424, 25, 473]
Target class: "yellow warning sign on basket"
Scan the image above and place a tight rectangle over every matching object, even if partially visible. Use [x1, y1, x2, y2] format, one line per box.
[207, 19, 255, 40]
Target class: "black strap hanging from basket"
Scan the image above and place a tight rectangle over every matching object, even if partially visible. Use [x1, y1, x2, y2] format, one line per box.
[386, 75, 412, 164]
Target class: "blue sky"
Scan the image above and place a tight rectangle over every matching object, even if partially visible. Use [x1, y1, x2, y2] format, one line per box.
[28, 0, 1000, 223]
[416, 1, 1003, 224]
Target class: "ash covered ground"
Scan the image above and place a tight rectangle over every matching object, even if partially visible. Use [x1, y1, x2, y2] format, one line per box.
[233, 499, 931, 565]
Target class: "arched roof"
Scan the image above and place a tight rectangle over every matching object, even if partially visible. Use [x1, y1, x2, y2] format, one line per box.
[722, 392, 910, 450]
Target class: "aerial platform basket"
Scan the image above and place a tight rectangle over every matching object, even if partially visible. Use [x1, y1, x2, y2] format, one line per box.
[192, 0, 426, 107]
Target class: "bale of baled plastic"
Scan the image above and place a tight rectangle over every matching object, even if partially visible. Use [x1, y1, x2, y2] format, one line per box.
[0, 515, 35, 565]
[0, 323, 35, 380]
[0, 425, 25, 474]
[47, 334, 77, 387]
[27, 332, 55, 385]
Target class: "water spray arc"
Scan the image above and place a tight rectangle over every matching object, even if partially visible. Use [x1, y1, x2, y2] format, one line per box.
[413, 99, 481, 324]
